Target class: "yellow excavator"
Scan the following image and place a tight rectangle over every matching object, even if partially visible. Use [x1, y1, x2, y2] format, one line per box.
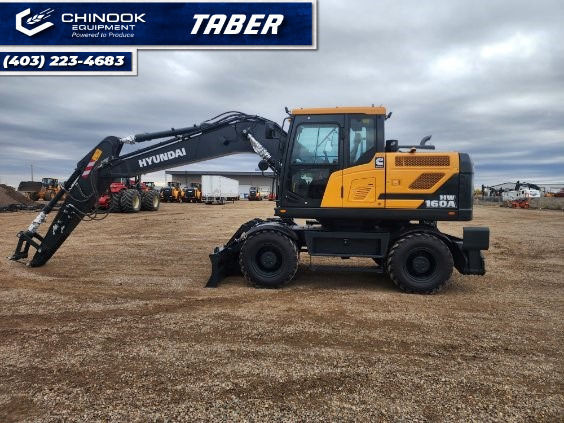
[11, 107, 489, 294]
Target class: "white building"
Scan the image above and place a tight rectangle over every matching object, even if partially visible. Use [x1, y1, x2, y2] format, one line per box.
[166, 170, 275, 199]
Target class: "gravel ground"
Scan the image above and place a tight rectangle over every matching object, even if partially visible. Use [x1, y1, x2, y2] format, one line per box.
[0, 202, 562, 421]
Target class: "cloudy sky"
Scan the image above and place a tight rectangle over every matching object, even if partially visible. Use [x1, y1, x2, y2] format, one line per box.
[1, 0, 563, 187]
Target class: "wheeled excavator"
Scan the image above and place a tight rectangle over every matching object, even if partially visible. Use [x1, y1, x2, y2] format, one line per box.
[10, 107, 489, 293]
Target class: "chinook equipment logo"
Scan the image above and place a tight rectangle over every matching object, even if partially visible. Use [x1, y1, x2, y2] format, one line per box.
[138, 148, 187, 168]
[16, 8, 55, 37]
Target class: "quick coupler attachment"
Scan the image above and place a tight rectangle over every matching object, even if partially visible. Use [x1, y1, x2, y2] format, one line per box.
[206, 245, 242, 288]
[10, 231, 44, 262]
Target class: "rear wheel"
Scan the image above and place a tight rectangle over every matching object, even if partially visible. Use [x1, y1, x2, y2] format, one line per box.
[120, 189, 141, 213]
[239, 230, 299, 288]
[141, 190, 160, 211]
[386, 232, 453, 294]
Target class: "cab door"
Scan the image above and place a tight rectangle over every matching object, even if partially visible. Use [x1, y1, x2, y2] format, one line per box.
[341, 115, 386, 208]
[282, 114, 344, 208]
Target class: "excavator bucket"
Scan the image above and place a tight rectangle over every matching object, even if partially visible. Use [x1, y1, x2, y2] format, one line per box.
[11, 137, 122, 266]
[17, 181, 43, 193]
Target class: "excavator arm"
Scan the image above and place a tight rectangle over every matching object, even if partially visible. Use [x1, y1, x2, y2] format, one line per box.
[11, 111, 286, 268]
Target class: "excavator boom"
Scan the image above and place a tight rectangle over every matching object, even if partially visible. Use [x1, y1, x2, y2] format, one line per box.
[11, 112, 285, 268]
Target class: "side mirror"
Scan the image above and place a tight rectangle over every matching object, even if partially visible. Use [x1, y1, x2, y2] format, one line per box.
[265, 122, 277, 139]
[258, 159, 269, 171]
[385, 139, 399, 152]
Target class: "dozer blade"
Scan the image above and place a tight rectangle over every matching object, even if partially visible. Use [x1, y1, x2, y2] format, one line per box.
[206, 218, 265, 287]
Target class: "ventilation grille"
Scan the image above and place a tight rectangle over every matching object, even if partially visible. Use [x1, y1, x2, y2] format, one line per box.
[351, 186, 372, 201]
[409, 173, 445, 189]
[395, 155, 450, 167]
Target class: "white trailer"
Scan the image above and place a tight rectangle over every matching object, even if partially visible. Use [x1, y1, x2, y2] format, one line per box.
[201, 175, 239, 205]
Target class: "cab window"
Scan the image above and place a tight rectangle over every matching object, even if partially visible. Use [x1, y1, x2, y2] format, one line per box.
[291, 123, 339, 164]
[349, 117, 376, 166]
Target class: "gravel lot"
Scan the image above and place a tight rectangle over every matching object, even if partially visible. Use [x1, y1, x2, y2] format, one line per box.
[0, 202, 562, 421]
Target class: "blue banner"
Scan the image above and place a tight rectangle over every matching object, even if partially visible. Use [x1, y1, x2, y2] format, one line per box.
[0, 2, 314, 47]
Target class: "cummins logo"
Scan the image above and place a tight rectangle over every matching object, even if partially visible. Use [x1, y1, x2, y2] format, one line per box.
[138, 148, 186, 168]
[16, 8, 55, 37]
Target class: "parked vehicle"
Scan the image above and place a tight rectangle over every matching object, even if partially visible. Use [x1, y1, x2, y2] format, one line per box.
[18, 177, 62, 201]
[248, 186, 264, 201]
[160, 182, 184, 202]
[202, 175, 239, 204]
[12, 107, 489, 294]
[98, 177, 160, 213]
[183, 183, 202, 203]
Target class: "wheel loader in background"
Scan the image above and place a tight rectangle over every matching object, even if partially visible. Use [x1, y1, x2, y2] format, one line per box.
[248, 186, 264, 201]
[160, 182, 185, 203]
[18, 177, 62, 201]
[10, 107, 489, 294]
[183, 183, 202, 203]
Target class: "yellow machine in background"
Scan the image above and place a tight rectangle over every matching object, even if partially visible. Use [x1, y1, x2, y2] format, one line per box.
[17, 177, 62, 201]
[183, 183, 202, 203]
[160, 181, 185, 202]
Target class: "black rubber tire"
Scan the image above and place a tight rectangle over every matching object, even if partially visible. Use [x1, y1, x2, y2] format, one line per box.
[141, 190, 160, 211]
[120, 189, 141, 213]
[108, 192, 122, 213]
[386, 232, 453, 294]
[239, 230, 299, 288]
[29, 192, 40, 201]
[43, 191, 52, 202]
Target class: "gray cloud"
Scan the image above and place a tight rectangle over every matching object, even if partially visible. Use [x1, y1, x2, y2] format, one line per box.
[1, 0, 563, 187]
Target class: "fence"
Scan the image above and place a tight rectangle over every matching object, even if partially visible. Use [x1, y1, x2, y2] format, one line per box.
[474, 196, 564, 210]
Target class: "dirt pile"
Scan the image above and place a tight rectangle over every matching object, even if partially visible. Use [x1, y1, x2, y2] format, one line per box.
[0, 184, 38, 210]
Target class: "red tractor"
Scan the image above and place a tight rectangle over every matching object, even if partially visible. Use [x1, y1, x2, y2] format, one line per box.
[98, 177, 160, 213]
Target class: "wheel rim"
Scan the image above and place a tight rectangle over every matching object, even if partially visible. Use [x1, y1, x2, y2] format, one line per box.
[153, 196, 158, 208]
[252, 245, 284, 277]
[404, 248, 437, 281]
[133, 195, 140, 209]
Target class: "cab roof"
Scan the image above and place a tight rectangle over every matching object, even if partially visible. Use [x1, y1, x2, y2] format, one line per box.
[291, 106, 387, 116]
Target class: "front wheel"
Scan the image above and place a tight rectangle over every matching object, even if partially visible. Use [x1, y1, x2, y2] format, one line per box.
[108, 192, 123, 212]
[239, 230, 299, 288]
[387, 232, 453, 294]
[120, 189, 141, 213]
